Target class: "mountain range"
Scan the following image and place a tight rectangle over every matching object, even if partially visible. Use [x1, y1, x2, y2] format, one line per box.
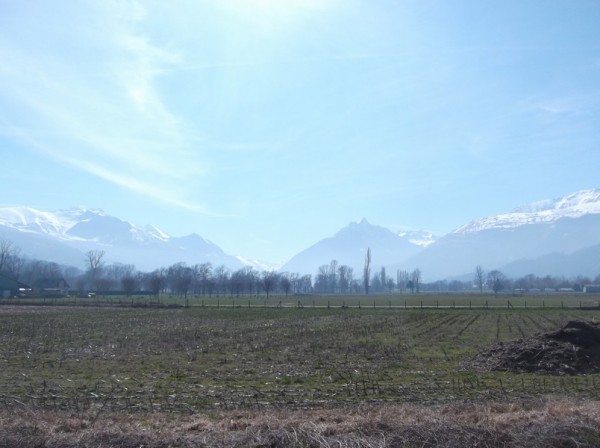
[406, 189, 600, 280]
[1, 188, 599, 280]
[0, 207, 243, 271]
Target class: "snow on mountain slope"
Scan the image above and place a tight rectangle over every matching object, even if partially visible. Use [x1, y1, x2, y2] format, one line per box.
[455, 189, 600, 233]
[401, 188, 600, 280]
[142, 225, 171, 242]
[398, 229, 437, 247]
[236, 256, 283, 272]
[0, 206, 75, 237]
[0, 206, 242, 270]
[0, 207, 174, 245]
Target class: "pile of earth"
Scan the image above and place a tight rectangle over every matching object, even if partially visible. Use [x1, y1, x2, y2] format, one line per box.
[465, 320, 600, 375]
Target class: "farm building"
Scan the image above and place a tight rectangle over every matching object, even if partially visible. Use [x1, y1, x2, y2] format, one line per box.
[0, 273, 32, 298]
[31, 277, 70, 297]
[583, 285, 600, 293]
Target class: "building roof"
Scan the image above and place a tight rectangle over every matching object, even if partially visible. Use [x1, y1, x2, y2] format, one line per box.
[0, 273, 30, 290]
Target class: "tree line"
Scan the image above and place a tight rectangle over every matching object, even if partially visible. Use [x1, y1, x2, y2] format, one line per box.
[1, 240, 599, 297]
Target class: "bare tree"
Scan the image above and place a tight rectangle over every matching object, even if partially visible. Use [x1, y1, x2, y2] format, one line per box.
[229, 269, 244, 297]
[386, 278, 395, 294]
[411, 268, 421, 293]
[487, 270, 506, 294]
[363, 248, 371, 294]
[397, 269, 409, 293]
[315, 264, 329, 293]
[329, 259, 338, 293]
[474, 265, 485, 293]
[19, 259, 63, 286]
[148, 268, 166, 298]
[167, 262, 193, 297]
[297, 274, 312, 294]
[261, 270, 278, 299]
[280, 273, 292, 297]
[121, 275, 137, 297]
[0, 240, 22, 278]
[213, 265, 229, 296]
[242, 267, 258, 296]
[197, 263, 212, 296]
[85, 250, 105, 290]
[337, 265, 353, 294]
[371, 271, 382, 292]
[0, 240, 14, 272]
[95, 277, 114, 295]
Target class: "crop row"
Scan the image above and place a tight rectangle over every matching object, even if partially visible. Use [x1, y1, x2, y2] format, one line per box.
[0, 306, 598, 413]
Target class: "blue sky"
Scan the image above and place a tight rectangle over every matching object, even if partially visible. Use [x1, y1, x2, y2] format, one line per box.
[1, 0, 599, 264]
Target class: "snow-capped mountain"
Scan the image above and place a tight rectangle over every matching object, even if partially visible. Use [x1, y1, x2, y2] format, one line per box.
[0, 206, 79, 238]
[2, 188, 600, 280]
[0, 207, 243, 271]
[455, 189, 600, 233]
[400, 188, 600, 280]
[281, 219, 426, 275]
[0, 207, 168, 243]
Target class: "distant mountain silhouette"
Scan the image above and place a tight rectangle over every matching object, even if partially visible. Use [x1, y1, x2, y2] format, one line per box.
[281, 218, 425, 275]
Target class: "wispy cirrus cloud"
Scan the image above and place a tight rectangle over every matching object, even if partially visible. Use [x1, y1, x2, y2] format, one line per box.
[0, 1, 208, 212]
[519, 92, 600, 116]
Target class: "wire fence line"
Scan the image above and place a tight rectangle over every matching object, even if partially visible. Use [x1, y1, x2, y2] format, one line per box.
[1, 295, 600, 311]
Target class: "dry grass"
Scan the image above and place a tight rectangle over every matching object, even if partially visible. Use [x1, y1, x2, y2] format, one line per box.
[1, 398, 599, 447]
[2, 306, 600, 446]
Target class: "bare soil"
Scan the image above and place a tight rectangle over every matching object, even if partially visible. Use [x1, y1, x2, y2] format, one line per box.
[465, 320, 600, 375]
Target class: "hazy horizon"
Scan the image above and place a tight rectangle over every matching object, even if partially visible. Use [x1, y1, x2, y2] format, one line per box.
[2, 1, 599, 263]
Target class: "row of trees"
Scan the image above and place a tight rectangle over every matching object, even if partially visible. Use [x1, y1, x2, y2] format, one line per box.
[472, 265, 599, 294]
[313, 258, 423, 294]
[2, 241, 423, 297]
[4, 247, 315, 298]
[2, 240, 599, 297]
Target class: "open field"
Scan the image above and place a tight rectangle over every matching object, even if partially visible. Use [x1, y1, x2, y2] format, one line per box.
[1, 296, 600, 446]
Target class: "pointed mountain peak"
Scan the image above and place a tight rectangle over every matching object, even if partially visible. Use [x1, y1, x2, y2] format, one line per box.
[347, 218, 373, 230]
[281, 218, 425, 275]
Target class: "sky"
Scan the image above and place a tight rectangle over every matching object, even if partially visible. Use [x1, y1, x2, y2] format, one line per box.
[1, 0, 599, 265]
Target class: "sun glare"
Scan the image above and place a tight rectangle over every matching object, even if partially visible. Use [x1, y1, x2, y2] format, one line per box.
[226, 0, 332, 34]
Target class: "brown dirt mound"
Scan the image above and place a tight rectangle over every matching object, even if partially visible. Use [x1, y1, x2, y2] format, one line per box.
[465, 320, 600, 375]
